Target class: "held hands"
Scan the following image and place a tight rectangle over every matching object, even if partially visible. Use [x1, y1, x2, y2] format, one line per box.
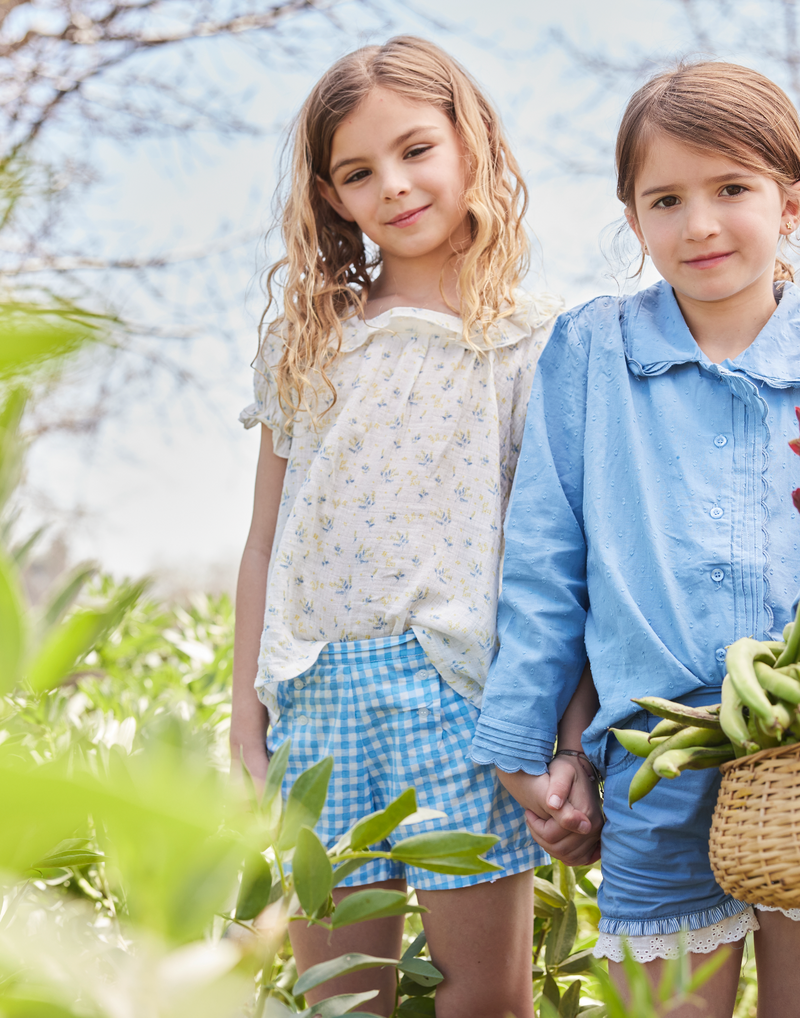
[497, 755, 603, 866]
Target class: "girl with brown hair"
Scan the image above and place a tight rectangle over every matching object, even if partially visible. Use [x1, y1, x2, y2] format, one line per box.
[474, 61, 800, 1016]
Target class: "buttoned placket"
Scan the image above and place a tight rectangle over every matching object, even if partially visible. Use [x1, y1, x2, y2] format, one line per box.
[722, 370, 769, 644]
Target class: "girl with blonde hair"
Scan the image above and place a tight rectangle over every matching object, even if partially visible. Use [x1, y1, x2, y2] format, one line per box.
[231, 35, 568, 1018]
[475, 61, 800, 1016]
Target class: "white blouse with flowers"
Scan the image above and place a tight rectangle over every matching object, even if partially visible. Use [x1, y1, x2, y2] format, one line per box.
[240, 293, 562, 720]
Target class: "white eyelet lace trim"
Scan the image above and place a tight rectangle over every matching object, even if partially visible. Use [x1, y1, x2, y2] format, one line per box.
[593, 908, 759, 962]
[754, 904, 800, 921]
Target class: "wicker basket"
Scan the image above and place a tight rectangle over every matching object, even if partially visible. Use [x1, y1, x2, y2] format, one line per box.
[709, 742, 800, 908]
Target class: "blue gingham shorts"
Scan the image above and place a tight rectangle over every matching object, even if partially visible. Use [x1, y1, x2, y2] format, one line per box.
[266, 631, 544, 891]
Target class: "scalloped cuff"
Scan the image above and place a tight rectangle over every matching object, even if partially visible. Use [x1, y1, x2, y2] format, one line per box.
[470, 715, 554, 774]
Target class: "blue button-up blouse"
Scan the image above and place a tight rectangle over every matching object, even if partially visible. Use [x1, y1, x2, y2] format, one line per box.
[471, 279, 800, 774]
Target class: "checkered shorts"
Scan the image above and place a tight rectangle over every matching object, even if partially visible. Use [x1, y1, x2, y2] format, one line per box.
[266, 631, 545, 890]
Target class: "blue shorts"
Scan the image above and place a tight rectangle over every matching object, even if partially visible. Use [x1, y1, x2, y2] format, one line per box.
[597, 688, 750, 940]
[266, 631, 544, 891]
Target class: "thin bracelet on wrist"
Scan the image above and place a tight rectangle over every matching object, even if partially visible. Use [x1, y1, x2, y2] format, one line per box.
[552, 748, 602, 784]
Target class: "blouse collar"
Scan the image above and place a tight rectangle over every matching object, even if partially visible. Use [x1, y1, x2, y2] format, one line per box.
[623, 279, 800, 387]
[338, 292, 563, 354]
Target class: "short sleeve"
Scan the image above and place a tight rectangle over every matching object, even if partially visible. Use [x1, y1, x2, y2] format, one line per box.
[238, 329, 292, 459]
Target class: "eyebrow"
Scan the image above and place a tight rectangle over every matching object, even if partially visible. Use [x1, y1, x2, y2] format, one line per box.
[639, 171, 761, 198]
[329, 125, 440, 178]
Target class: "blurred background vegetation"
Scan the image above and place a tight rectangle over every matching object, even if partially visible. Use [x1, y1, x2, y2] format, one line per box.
[4, 0, 797, 1014]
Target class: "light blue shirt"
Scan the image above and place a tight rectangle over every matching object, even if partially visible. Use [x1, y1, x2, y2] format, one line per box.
[471, 279, 800, 774]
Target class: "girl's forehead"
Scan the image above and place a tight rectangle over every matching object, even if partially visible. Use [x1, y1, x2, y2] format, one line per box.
[635, 131, 770, 188]
[328, 88, 455, 163]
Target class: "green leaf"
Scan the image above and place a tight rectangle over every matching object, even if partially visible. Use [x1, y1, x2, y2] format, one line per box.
[532, 964, 545, 980]
[558, 979, 582, 1018]
[294, 826, 333, 916]
[0, 387, 26, 512]
[390, 831, 501, 875]
[398, 975, 435, 997]
[0, 305, 100, 377]
[533, 895, 556, 919]
[397, 956, 443, 988]
[555, 860, 577, 901]
[278, 756, 333, 851]
[27, 580, 147, 693]
[554, 947, 596, 975]
[345, 788, 418, 851]
[0, 546, 25, 694]
[30, 847, 104, 871]
[26, 609, 111, 692]
[330, 889, 424, 930]
[397, 998, 436, 1017]
[0, 999, 85, 1018]
[11, 524, 45, 567]
[293, 953, 399, 997]
[331, 857, 371, 887]
[576, 1007, 606, 1017]
[686, 945, 732, 994]
[235, 851, 273, 921]
[534, 876, 568, 909]
[545, 900, 578, 968]
[543, 973, 561, 1009]
[539, 999, 560, 1018]
[263, 737, 291, 812]
[296, 991, 379, 1017]
[40, 562, 98, 632]
[400, 930, 427, 964]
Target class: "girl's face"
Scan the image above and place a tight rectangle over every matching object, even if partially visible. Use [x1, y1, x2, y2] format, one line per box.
[317, 87, 471, 267]
[627, 132, 800, 311]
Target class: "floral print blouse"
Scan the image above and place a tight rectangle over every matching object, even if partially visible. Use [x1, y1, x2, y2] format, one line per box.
[239, 293, 561, 719]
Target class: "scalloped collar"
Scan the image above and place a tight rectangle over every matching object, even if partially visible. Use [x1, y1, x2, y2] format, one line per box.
[623, 279, 800, 386]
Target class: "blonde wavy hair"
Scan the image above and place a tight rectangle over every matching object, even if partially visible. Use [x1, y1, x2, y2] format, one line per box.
[617, 61, 800, 282]
[261, 35, 529, 421]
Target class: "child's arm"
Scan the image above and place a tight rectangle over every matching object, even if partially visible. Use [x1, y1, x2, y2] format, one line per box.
[230, 426, 286, 788]
[497, 664, 603, 866]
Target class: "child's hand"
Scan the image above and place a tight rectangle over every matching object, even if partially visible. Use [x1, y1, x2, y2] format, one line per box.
[498, 757, 603, 866]
[525, 755, 603, 866]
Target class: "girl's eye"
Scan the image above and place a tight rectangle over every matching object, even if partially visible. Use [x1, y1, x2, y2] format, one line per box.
[343, 168, 370, 185]
[720, 184, 747, 197]
[653, 195, 680, 209]
[405, 145, 432, 159]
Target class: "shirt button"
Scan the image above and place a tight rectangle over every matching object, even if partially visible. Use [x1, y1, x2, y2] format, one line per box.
[711, 568, 725, 582]
[296, 714, 309, 725]
[710, 507, 724, 519]
[293, 679, 305, 690]
[715, 647, 727, 662]
[415, 668, 436, 681]
[714, 435, 728, 447]
[419, 707, 430, 717]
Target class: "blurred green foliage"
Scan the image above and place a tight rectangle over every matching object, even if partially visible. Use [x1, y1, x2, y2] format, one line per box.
[0, 313, 761, 1018]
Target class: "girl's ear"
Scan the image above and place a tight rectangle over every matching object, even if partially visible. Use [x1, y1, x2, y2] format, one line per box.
[316, 176, 356, 222]
[625, 206, 645, 247]
[780, 180, 800, 232]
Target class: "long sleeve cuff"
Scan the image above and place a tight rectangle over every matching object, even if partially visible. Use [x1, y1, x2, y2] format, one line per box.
[469, 715, 555, 775]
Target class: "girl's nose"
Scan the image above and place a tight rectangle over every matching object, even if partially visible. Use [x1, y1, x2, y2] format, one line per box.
[684, 201, 720, 241]
[380, 168, 411, 201]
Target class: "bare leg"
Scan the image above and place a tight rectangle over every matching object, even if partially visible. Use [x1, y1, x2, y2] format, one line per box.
[753, 909, 800, 1018]
[416, 870, 535, 1018]
[289, 878, 406, 1017]
[608, 941, 743, 1018]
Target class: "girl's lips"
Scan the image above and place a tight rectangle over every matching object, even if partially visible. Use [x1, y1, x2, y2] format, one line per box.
[386, 205, 430, 228]
[683, 251, 734, 270]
